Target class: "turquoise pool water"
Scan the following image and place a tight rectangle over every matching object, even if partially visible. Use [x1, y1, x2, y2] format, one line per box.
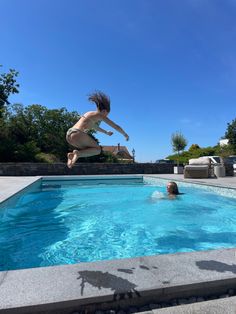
[0, 177, 236, 271]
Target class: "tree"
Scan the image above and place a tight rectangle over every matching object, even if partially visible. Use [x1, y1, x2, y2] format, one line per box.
[224, 118, 236, 151]
[0, 66, 123, 163]
[188, 144, 200, 151]
[0, 66, 19, 117]
[215, 143, 235, 159]
[1, 103, 79, 162]
[171, 131, 188, 166]
[0, 66, 20, 159]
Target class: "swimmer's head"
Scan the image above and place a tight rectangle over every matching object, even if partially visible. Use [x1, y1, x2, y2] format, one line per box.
[167, 181, 179, 195]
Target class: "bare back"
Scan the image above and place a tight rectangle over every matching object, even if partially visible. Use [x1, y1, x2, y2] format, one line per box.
[73, 111, 103, 132]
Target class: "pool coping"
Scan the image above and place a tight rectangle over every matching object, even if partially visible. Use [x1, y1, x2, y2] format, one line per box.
[1, 175, 236, 313]
[146, 174, 236, 190]
[0, 176, 42, 205]
[2, 249, 236, 313]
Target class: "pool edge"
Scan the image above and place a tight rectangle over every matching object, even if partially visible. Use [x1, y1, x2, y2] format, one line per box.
[1, 248, 236, 313]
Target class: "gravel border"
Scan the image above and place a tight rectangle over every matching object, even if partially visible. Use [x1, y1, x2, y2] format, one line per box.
[71, 288, 235, 314]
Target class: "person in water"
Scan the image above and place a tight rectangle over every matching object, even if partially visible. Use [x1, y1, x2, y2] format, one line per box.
[151, 181, 181, 201]
[66, 91, 129, 168]
[166, 181, 180, 199]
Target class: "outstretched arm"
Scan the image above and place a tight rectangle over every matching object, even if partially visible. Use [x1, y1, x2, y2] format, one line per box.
[103, 116, 129, 141]
[94, 125, 113, 136]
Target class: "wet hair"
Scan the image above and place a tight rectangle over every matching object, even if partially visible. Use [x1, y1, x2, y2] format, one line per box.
[167, 181, 179, 195]
[88, 91, 110, 113]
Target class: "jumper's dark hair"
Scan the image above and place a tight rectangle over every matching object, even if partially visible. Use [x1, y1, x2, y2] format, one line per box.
[88, 91, 110, 112]
[168, 181, 179, 195]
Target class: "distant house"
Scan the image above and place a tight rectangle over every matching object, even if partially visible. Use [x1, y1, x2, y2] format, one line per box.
[102, 143, 134, 162]
[219, 139, 229, 146]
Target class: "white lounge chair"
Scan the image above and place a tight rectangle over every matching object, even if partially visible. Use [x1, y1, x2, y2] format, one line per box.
[184, 157, 212, 179]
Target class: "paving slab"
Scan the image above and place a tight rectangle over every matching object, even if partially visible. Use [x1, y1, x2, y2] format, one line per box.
[151, 295, 236, 314]
[1, 249, 236, 313]
[0, 176, 41, 203]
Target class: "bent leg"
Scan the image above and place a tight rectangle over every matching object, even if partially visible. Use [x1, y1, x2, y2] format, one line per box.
[70, 147, 101, 168]
[66, 131, 101, 168]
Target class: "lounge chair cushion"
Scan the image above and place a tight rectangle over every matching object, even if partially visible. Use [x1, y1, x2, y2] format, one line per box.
[189, 157, 210, 165]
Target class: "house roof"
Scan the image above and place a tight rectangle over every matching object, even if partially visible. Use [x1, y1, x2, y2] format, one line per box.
[102, 145, 133, 159]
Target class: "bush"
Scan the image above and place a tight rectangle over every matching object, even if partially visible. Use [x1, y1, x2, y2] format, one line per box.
[188, 144, 200, 151]
[167, 144, 236, 164]
[13, 141, 40, 162]
[81, 151, 119, 163]
[35, 152, 60, 163]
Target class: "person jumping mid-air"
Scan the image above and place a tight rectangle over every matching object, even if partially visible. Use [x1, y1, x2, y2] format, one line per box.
[66, 91, 129, 168]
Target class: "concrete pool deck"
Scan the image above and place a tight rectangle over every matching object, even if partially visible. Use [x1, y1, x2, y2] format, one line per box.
[0, 176, 41, 204]
[0, 174, 236, 313]
[154, 173, 236, 189]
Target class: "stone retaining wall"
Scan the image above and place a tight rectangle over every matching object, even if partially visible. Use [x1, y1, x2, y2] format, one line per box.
[0, 163, 174, 176]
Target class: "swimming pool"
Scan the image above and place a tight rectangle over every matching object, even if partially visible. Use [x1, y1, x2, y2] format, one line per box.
[0, 176, 236, 271]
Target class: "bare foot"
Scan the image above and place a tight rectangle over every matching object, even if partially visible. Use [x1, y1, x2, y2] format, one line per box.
[67, 152, 74, 168]
[70, 150, 80, 168]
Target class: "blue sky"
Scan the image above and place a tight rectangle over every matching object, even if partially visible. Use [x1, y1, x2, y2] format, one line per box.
[1, 0, 236, 162]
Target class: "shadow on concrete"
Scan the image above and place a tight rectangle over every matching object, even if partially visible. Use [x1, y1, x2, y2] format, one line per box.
[196, 260, 236, 274]
[117, 268, 135, 274]
[77, 270, 141, 300]
[117, 264, 158, 274]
